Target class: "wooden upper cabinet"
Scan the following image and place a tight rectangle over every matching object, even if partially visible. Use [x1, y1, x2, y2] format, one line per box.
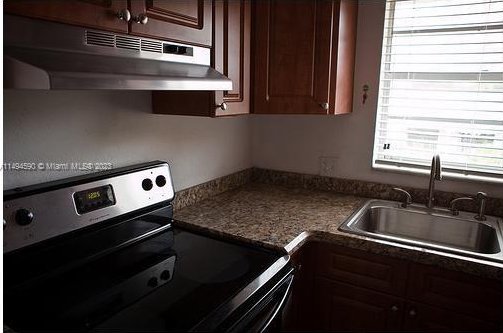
[152, 0, 251, 117]
[4, 0, 130, 33]
[129, 0, 212, 47]
[5, 0, 213, 47]
[252, 0, 358, 115]
[213, 0, 250, 116]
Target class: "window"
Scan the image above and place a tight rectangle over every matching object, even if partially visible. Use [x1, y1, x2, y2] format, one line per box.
[373, 0, 503, 181]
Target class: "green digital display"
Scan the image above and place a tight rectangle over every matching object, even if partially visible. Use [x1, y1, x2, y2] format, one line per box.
[74, 185, 115, 214]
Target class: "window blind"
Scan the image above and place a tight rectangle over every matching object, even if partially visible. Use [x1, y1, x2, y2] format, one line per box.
[373, 0, 503, 178]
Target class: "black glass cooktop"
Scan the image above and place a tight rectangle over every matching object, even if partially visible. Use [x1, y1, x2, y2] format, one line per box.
[4, 209, 281, 332]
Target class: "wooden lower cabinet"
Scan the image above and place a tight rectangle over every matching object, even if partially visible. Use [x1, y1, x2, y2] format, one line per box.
[313, 277, 404, 331]
[407, 263, 503, 323]
[285, 242, 503, 332]
[403, 302, 499, 332]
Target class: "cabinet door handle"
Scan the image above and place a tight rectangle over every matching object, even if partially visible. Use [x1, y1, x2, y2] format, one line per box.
[409, 309, 417, 317]
[133, 13, 149, 25]
[216, 102, 228, 111]
[320, 102, 329, 110]
[391, 305, 399, 312]
[116, 9, 131, 22]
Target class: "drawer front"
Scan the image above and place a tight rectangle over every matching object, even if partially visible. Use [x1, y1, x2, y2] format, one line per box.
[407, 263, 503, 323]
[314, 243, 409, 296]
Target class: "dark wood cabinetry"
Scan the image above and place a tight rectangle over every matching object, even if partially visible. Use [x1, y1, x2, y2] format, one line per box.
[403, 301, 499, 332]
[314, 277, 404, 331]
[252, 0, 358, 115]
[4, 0, 129, 33]
[153, 0, 250, 117]
[5, 0, 212, 47]
[129, 0, 212, 47]
[286, 242, 503, 332]
[407, 263, 503, 323]
[315, 244, 408, 296]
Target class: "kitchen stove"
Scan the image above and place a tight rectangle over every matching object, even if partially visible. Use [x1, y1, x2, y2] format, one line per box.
[3, 161, 293, 332]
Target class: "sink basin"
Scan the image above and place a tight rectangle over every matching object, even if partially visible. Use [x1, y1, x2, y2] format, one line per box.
[339, 200, 503, 263]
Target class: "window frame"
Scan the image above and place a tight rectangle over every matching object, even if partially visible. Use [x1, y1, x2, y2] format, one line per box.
[371, 0, 503, 184]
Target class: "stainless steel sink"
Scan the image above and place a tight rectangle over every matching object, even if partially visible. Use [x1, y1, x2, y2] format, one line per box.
[339, 200, 503, 263]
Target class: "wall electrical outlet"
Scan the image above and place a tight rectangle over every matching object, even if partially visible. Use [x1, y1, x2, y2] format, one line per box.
[319, 156, 338, 178]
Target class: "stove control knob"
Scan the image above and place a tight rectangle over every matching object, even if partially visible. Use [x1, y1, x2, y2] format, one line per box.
[142, 178, 153, 191]
[147, 277, 158, 288]
[160, 270, 171, 280]
[156, 175, 167, 187]
[15, 209, 34, 226]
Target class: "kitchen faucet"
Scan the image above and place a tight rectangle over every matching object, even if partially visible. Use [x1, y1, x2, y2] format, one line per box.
[426, 154, 442, 208]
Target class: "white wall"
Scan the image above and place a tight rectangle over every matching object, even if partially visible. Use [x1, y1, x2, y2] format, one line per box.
[252, 1, 503, 198]
[4, 90, 252, 191]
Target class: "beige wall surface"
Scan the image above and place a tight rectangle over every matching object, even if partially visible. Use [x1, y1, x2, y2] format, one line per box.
[4, 90, 252, 191]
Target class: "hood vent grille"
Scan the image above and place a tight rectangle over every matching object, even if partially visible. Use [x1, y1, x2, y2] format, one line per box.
[141, 39, 163, 53]
[85, 31, 115, 48]
[85, 30, 163, 54]
[115, 35, 140, 51]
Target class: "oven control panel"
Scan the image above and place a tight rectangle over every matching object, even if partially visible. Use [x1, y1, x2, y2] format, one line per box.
[73, 185, 116, 215]
[3, 162, 174, 253]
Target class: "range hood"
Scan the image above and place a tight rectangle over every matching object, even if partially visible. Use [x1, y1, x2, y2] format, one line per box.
[4, 15, 233, 91]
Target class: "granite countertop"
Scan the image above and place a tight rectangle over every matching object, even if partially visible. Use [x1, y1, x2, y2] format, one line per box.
[174, 182, 503, 280]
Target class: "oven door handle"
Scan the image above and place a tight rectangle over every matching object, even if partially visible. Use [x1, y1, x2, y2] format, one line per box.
[258, 274, 294, 333]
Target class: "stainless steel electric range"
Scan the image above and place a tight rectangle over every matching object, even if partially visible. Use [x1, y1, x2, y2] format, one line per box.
[3, 161, 294, 332]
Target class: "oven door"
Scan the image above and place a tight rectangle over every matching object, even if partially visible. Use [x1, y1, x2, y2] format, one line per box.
[224, 271, 294, 333]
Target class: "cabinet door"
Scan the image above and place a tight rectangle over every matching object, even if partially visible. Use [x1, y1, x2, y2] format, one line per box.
[253, 0, 331, 115]
[129, 0, 212, 47]
[407, 263, 503, 323]
[403, 302, 499, 332]
[314, 242, 409, 297]
[213, 0, 250, 116]
[4, 0, 129, 33]
[152, 0, 250, 117]
[330, 0, 358, 115]
[313, 277, 404, 331]
[252, 0, 357, 115]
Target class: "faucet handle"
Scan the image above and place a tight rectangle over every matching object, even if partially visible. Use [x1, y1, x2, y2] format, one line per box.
[393, 188, 412, 208]
[449, 197, 474, 216]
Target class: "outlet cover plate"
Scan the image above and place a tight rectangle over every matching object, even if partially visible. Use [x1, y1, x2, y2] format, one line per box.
[319, 156, 338, 177]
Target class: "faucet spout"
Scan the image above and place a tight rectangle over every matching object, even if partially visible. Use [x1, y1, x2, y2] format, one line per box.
[427, 154, 442, 208]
